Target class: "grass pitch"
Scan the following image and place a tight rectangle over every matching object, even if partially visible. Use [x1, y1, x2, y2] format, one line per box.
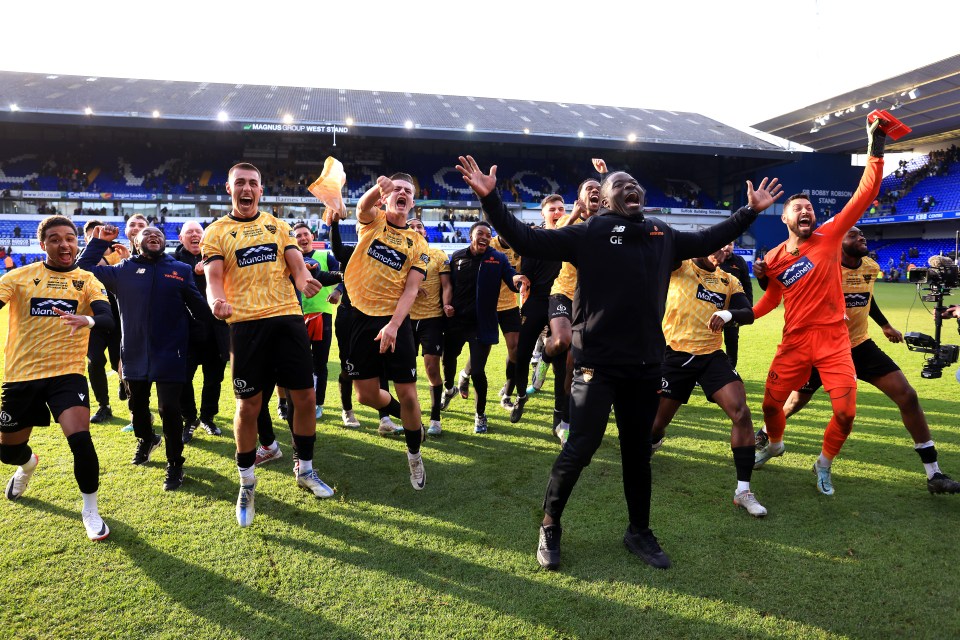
[1, 281, 959, 639]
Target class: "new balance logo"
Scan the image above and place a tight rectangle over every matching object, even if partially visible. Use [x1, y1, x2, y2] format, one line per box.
[136, 268, 146, 274]
[612, 225, 626, 232]
[777, 257, 815, 288]
[30, 297, 79, 317]
[235, 243, 279, 267]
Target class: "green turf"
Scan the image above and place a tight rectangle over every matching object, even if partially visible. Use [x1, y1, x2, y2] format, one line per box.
[1, 281, 959, 639]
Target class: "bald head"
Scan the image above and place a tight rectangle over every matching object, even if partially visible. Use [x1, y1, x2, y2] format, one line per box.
[180, 220, 204, 255]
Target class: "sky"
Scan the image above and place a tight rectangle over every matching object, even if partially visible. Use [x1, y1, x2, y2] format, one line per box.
[4, 0, 957, 130]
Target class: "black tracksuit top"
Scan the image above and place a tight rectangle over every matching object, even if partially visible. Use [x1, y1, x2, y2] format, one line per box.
[480, 190, 759, 369]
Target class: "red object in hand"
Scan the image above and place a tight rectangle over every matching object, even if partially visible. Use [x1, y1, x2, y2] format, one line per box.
[867, 109, 912, 140]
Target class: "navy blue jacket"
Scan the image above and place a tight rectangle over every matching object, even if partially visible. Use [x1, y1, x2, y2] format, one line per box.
[448, 246, 518, 345]
[79, 238, 211, 383]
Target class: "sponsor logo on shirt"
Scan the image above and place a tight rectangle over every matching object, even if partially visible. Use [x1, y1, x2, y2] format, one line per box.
[777, 256, 815, 288]
[844, 292, 870, 308]
[235, 243, 279, 267]
[164, 271, 185, 282]
[366, 240, 407, 271]
[30, 297, 79, 316]
[696, 284, 726, 309]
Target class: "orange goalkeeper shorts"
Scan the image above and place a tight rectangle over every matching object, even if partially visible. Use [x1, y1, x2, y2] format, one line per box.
[765, 321, 856, 393]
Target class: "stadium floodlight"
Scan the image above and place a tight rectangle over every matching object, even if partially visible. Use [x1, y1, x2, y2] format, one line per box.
[84, 107, 93, 115]
[218, 111, 229, 122]
[152, 110, 160, 118]
[523, 128, 530, 134]
[862, 102, 870, 109]
[577, 131, 584, 138]
[908, 88, 918, 100]
[404, 119, 414, 129]
[282, 114, 294, 125]
[466, 123, 475, 132]
[345, 117, 354, 126]
[627, 133, 637, 142]
[9, 104, 19, 112]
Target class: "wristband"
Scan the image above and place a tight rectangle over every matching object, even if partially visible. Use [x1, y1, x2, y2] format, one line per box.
[85, 316, 95, 328]
[713, 310, 733, 324]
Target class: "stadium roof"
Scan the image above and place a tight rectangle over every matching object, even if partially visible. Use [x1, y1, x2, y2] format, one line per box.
[752, 54, 960, 154]
[0, 70, 785, 156]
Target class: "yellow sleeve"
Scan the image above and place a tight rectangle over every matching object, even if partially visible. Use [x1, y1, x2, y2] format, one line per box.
[200, 224, 223, 262]
[436, 249, 451, 275]
[0, 271, 14, 304]
[277, 218, 298, 252]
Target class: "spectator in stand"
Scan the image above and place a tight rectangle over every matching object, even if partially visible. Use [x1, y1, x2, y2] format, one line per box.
[13, 226, 21, 239]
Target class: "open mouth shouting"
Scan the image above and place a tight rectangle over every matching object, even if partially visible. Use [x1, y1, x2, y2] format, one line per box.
[797, 212, 814, 235]
[57, 247, 76, 266]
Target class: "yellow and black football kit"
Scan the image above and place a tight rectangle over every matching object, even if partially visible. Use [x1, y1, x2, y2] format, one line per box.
[410, 246, 450, 321]
[841, 256, 881, 348]
[200, 211, 301, 324]
[1, 262, 110, 430]
[662, 260, 744, 356]
[660, 260, 749, 404]
[0, 262, 108, 382]
[201, 211, 312, 398]
[344, 209, 429, 317]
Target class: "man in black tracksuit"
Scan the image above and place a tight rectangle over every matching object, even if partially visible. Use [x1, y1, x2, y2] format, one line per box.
[719, 243, 753, 368]
[457, 155, 781, 570]
[511, 196, 565, 425]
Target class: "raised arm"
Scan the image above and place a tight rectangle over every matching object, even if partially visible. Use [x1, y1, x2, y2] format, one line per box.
[77, 236, 119, 291]
[356, 176, 393, 225]
[825, 119, 886, 237]
[457, 155, 581, 262]
[674, 177, 782, 260]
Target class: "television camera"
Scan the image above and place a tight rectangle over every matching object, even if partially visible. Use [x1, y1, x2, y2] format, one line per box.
[905, 247, 960, 379]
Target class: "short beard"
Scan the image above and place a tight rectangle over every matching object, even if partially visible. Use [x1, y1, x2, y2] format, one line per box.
[141, 245, 165, 261]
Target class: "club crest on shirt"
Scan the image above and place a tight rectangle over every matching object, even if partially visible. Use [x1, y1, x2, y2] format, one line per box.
[265, 224, 277, 234]
[406, 238, 414, 248]
[72, 280, 85, 291]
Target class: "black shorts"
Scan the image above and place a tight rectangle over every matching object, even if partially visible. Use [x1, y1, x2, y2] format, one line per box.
[548, 294, 573, 322]
[229, 315, 314, 399]
[347, 310, 417, 383]
[799, 339, 901, 394]
[497, 306, 521, 334]
[335, 304, 355, 366]
[659, 348, 741, 404]
[0, 374, 90, 433]
[412, 316, 444, 356]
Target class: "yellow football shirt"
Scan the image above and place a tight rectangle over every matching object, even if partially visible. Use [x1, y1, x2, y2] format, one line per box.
[842, 256, 882, 348]
[490, 235, 520, 311]
[200, 211, 301, 324]
[410, 246, 451, 320]
[0, 262, 108, 382]
[344, 210, 430, 317]
[549, 215, 584, 299]
[662, 260, 744, 356]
